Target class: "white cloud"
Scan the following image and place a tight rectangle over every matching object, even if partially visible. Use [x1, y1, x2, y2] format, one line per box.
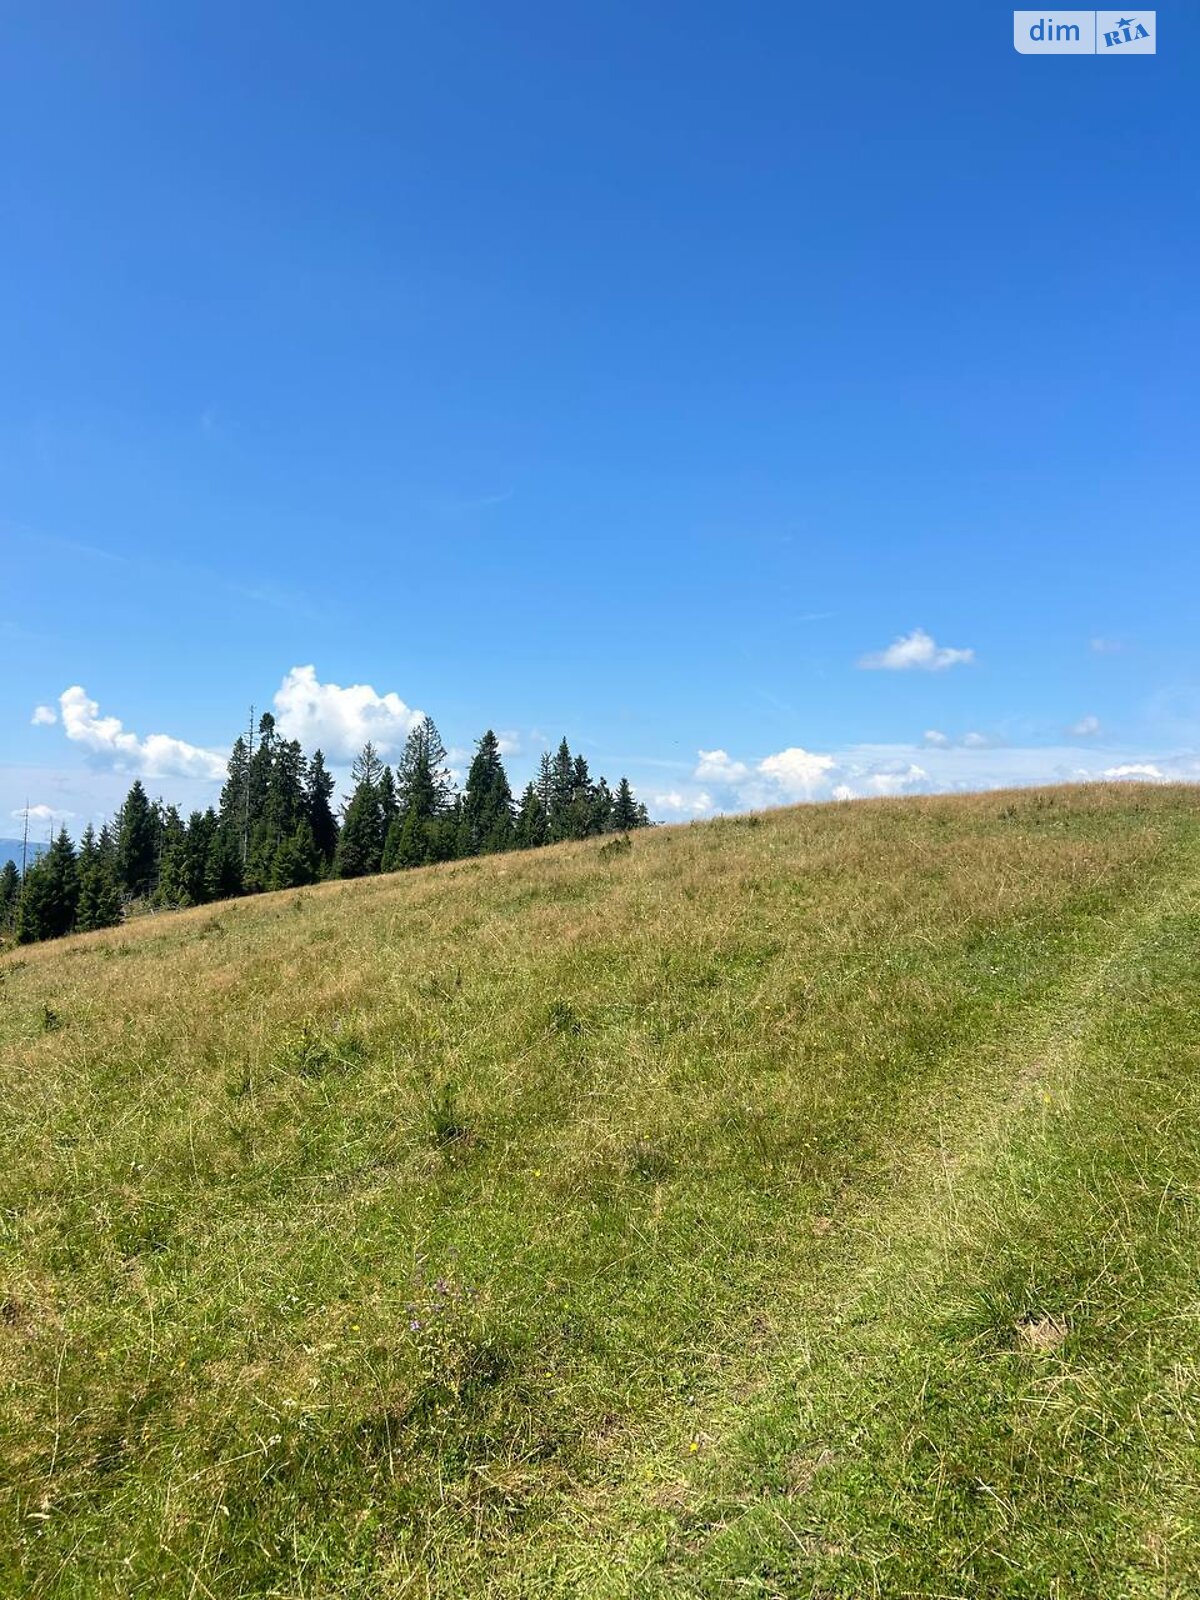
[496, 730, 523, 757]
[31, 704, 58, 726]
[695, 748, 750, 783]
[58, 687, 226, 780]
[858, 628, 975, 672]
[757, 746, 838, 799]
[12, 803, 74, 825]
[672, 732, 1199, 818]
[272, 665, 424, 761]
[1103, 763, 1165, 781]
[652, 790, 713, 815]
[1069, 715, 1101, 737]
[863, 763, 929, 796]
[923, 729, 995, 749]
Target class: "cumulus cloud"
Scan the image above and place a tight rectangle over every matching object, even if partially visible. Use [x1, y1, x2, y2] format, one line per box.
[31, 704, 58, 726]
[652, 790, 713, 815]
[757, 747, 838, 799]
[863, 763, 929, 796]
[923, 729, 949, 746]
[1103, 763, 1165, 780]
[12, 803, 74, 825]
[272, 665, 424, 761]
[1069, 715, 1101, 737]
[57, 687, 226, 780]
[858, 628, 975, 672]
[495, 730, 523, 757]
[695, 748, 751, 784]
[668, 733, 1196, 819]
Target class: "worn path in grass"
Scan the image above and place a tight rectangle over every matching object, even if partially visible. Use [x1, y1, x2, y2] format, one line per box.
[2, 787, 1199, 1599]
[512, 823, 1200, 1596]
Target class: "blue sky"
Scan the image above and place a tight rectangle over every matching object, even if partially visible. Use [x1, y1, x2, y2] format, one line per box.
[3, 2, 1197, 836]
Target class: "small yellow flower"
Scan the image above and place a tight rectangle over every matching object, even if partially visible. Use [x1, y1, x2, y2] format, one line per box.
[688, 1441, 699, 1453]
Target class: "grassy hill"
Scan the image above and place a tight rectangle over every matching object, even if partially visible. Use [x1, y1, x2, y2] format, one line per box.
[3, 784, 1199, 1598]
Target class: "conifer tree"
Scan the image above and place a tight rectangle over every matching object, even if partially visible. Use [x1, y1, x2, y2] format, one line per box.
[116, 780, 159, 900]
[514, 782, 548, 849]
[305, 750, 339, 871]
[536, 751, 555, 819]
[180, 810, 218, 905]
[386, 718, 453, 868]
[337, 744, 387, 878]
[205, 826, 244, 901]
[462, 730, 514, 855]
[590, 776, 614, 835]
[246, 733, 305, 890]
[269, 820, 319, 889]
[549, 739, 575, 840]
[16, 826, 79, 943]
[611, 777, 639, 831]
[76, 825, 121, 932]
[156, 807, 189, 905]
[378, 766, 399, 834]
[352, 740, 383, 789]
[0, 859, 20, 931]
[218, 734, 252, 866]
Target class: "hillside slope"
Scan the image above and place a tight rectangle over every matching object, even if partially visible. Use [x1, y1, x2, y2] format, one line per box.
[2, 785, 1199, 1598]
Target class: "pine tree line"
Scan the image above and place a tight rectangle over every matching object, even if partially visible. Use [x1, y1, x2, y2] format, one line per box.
[3, 713, 649, 947]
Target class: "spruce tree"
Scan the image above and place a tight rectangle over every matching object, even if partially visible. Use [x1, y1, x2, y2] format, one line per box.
[536, 751, 555, 820]
[16, 826, 79, 943]
[246, 734, 305, 891]
[378, 766, 399, 834]
[514, 782, 548, 849]
[387, 718, 452, 867]
[205, 826, 244, 902]
[549, 739, 575, 840]
[352, 740, 383, 789]
[76, 825, 121, 931]
[337, 746, 386, 878]
[218, 734, 252, 869]
[462, 730, 514, 855]
[612, 777, 639, 831]
[180, 810, 217, 905]
[270, 820, 319, 889]
[156, 806, 189, 906]
[305, 750, 339, 872]
[590, 776, 614, 835]
[116, 780, 159, 900]
[0, 859, 20, 931]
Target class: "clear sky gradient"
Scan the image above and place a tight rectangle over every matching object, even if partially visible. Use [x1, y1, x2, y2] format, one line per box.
[3, 2, 1197, 833]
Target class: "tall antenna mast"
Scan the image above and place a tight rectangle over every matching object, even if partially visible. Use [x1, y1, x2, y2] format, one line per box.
[21, 800, 29, 877]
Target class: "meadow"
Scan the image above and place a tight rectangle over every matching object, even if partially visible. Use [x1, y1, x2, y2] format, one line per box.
[2, 783, 1199, 1598]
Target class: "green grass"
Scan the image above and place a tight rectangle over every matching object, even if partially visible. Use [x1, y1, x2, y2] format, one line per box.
[2, 784, 1199, 1597]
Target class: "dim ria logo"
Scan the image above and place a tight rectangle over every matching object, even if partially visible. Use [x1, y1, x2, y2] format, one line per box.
[1013, 11, 1156, 52]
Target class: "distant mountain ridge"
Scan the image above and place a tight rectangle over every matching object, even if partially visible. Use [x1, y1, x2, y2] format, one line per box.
[0, 838, 47, 869]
